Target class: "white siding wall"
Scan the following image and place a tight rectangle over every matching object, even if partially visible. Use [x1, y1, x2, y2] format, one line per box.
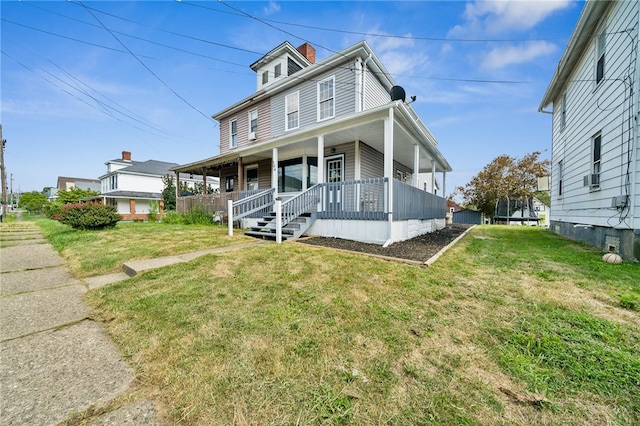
[271, 60, 357, 138]
[364, 69, 390, 110]
[550, 0, 638, 230]
[219, 99, 271, 155]
[118, 174, 163, 193]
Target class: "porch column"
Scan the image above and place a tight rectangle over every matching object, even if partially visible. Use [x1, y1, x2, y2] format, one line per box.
[317, 135, 324, 213]
[317, 135, 324, 184]
[202, 168, 207, 195]
[413, 144, 420, 188]
[237, 157, 244, 192]
[354, 139, 361, 180]
[384, 107, 394, 226]
[431, 159, 437, 195]
[272, 147, 279, 199]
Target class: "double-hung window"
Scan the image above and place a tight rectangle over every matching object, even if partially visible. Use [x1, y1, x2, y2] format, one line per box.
[557, 160, 563, 197]
[318, 76, 335, 121]
[230, 119, 238, 148]
[285, 92, 299, 131]
[559, 92, 567, 130]
[591, 133, 602, 188]
[596, 29, 605, 85]
[249, 110, 258, 136]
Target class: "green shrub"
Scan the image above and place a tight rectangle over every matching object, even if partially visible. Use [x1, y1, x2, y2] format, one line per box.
[183, 206, 213, 225]
[57, 203, 120, 230]
[162, 210, 185, 224]
[43, 200, 63, 219]
[149, 201, 159, 222]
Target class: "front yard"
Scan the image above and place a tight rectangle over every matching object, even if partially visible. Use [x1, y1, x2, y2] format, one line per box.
[37, 220, 639, 425]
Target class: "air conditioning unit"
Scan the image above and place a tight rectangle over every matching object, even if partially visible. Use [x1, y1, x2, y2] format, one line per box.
[583, 174, 600, 187]
[248, 131, 257, 141]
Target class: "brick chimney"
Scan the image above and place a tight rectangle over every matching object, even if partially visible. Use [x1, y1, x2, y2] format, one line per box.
[297, 42, 316, 64]
[122, 151, 132, 162]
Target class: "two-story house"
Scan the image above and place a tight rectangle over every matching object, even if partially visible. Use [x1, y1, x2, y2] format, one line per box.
[174, 41, 452, 244]
[98, 151, 215, 220]
[538, 0, 639, 260]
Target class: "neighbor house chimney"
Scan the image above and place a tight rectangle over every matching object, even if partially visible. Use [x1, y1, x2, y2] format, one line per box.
[297, 42, 316, 64]
[122, 151, 131, 162]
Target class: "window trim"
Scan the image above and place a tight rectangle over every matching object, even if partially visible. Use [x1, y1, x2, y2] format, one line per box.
[557, 159, 563, 197]
[285, 91, 300, 131]
[225, 175, 235, 193]
[229, 119, 238, 148]
[595, 27, 605, 86]
[591, 132, 602, 190]
[317, 75, 335, 121]
[245, 164, 259, 191]
[248, 110, 258, 136]
[559, 92, 566, 131]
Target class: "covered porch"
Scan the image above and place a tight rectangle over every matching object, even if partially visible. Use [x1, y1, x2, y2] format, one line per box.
[173, 101, 451, 243]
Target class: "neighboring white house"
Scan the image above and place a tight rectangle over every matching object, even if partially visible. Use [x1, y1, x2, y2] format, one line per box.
[174, 41, 452, 244]
[538, 0, 639, 260]
[98, 151, 217, 220]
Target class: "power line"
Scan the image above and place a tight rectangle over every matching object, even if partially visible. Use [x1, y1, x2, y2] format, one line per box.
[6, 3, 532, 86]
[76, 0, 214, 123]
[1, 49, 185, 143]
[180, 0, 570, 44]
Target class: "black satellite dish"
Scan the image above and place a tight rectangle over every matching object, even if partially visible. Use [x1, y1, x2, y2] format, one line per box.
[390, 85, 406, 102]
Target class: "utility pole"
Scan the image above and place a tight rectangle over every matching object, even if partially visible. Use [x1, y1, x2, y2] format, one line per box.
[1, 124, 7, 217]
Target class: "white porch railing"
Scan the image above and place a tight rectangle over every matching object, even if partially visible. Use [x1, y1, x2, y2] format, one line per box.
[226, 177, 446, 239]
[281, 184, 321, 225]
[227, 188, 275, 236]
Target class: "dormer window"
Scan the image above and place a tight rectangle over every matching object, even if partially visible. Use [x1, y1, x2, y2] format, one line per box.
[274, 63, 281, 79]
[262, 71, 268, 85]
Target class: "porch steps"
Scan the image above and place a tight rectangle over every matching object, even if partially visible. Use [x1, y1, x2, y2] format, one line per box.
[244, 212, 316, 241]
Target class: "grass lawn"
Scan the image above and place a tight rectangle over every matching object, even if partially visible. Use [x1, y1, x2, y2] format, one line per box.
[51, 223, 639, 425]
[32, 218, 256, 278]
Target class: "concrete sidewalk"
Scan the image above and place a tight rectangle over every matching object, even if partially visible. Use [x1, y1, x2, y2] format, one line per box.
[0, 220, 160, 425]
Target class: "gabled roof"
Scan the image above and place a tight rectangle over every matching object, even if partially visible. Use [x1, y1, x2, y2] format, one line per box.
[121, 160, 179, 175]
[213, 40, 395, 121]
[99, 159, 179, 180]
[538, 0, 612, 110]
[249, 41, 311, 72]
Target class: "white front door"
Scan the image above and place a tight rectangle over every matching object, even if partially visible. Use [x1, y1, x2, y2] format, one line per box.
[325, 155, 344, 210]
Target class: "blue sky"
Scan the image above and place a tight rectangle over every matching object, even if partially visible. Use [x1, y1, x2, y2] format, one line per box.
[1, 0, 584, 195]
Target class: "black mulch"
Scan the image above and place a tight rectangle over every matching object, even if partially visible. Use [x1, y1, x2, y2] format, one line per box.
[298, 223, 473, 262]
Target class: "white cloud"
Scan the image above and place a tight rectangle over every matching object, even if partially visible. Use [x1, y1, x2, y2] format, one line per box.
[364, 28, 429, 77]
[481, 41, 557, 69]
[451, 0, 574, 36]
[263, 1, 280, 16]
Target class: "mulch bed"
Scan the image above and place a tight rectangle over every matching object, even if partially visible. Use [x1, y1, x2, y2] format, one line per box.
[298, 224, 473, 263]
